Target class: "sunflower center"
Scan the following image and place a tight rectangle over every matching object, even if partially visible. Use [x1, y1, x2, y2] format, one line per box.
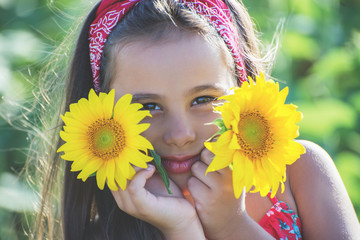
[236, 111, 274, 160]
[87, 119, 126, 160]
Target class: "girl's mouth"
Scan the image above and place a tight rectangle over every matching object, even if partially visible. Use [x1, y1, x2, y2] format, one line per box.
[161, 154, 200, 174]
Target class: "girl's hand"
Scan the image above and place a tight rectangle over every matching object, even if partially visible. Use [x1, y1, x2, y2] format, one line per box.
[188, 148, 247, 239]
[111, 165, 205, 240]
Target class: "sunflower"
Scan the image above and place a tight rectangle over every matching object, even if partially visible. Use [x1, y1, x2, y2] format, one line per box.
[205, 73, 306, 198]
[57, 89, 153, 191]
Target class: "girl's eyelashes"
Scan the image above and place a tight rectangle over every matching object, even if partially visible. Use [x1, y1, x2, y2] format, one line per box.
[139, 96, 217, 111]
[192, 96, 218, 106]
[141, 102, 161, 111]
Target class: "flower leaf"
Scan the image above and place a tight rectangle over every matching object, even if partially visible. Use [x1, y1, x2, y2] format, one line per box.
[150, 150, 172, 194]
[206, 118, 228, 141]
[211, 118, 225, 129]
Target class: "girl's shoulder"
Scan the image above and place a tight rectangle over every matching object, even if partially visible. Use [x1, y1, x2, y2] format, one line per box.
[293, 139, 331, 164]
[288, 139, 339, 194]
[287, 140, 360, 239]
[295, 139, 331, 161]
[289, 140, 334, 178]
[288, 139, 341, 203]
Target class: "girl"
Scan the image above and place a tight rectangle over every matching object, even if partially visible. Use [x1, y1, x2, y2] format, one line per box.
[32, 0, 359, 239]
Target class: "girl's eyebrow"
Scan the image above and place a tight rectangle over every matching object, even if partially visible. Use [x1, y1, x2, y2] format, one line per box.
[131, 85, 225, 102]
[188, 84, 226, 95]
[132, 93, 161, 102]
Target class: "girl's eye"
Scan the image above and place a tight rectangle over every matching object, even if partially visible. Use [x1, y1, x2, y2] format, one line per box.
[192, 96, 217, 106]
[141, 103, 161, 111]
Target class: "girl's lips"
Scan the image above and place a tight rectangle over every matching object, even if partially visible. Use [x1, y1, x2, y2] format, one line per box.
[161, 154, 200, 174]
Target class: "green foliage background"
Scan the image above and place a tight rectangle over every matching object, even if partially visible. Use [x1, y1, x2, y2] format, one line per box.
[0, 0, 359, 239]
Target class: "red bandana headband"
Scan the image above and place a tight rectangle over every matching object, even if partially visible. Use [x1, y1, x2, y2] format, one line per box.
[89, 0, 247, 92]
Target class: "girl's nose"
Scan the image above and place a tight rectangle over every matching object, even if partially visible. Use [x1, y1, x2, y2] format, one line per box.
[163, 114, 196, 147]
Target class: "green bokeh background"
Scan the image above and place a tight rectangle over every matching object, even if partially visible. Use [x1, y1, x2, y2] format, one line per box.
[0, 0, 359, 239]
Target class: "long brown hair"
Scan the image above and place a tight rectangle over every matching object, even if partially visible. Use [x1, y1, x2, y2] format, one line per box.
[33, 0, 264, 239]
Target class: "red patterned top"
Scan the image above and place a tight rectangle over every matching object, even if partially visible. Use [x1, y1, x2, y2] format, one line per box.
[259, 193, 302, 240]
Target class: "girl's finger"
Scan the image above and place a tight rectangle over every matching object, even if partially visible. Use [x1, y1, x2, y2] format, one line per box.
[127, 164, 155, 192]
[126, 164, 156, 202]
[188, 176, 210, 209]
[191, 161, 217, 188]
[111, 164, 155, 212]
[200, 147, 214, 166]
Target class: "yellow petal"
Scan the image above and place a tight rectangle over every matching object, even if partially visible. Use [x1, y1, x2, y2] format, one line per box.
[232, 152, 243, 199]
[128, 151, 149, 169]
[242, 155, 254, 191]
[113, 94, 132, 116]
[229, 133, 240, 149]
[70, 154, 95, 171]
[105, 159, 118, 191]
[57, 144, 66, 153]
[128, 165, 136, 179]
[206, 152, 234, 174]
[102, 89, 115, 119]
[116, 152, 130, 178]
[132, 123, 150, 135]
[114, 167, 127, 190]
[96, 165, 107, 190]
[130, 135, 153, 150]
[77, 158, 102, 181]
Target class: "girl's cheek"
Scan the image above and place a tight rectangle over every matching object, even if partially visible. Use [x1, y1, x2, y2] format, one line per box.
[141, 118, 162, 143]
[195, 110, 221, 127]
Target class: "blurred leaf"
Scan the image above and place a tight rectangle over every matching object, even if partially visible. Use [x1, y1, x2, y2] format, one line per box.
[293, 0, 322, 19]
[0, 30, 43, 64]
[298, 98, 356, 140]
[0, 211, 18, 240]
[352, 30, 360, 49]
[311, 48, 354, 80]
[15, 0, 38, 17]
[0, 0, 13, 9]
[349, 92, 360, 113]
[288, 15, 317, 35]
[0, 58, 12, 96]
[344, 132, 360, 155]
[283, 31, 320, 60]
[0, 173, 38, 212]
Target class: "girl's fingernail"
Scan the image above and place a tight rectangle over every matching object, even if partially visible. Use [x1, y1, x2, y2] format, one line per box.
[146, 164, 154, 170]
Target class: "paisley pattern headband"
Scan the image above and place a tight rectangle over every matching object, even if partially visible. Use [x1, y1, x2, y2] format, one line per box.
[89, 0, 247, 92]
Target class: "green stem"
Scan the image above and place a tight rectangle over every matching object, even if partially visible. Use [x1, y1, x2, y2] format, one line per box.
[150, 149, 173, 194]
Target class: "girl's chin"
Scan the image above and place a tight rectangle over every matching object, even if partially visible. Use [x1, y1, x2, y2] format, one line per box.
[168, 171, 192, 191]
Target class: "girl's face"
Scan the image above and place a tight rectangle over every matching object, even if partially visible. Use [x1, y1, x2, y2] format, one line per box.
[110, 32, 235, 190]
